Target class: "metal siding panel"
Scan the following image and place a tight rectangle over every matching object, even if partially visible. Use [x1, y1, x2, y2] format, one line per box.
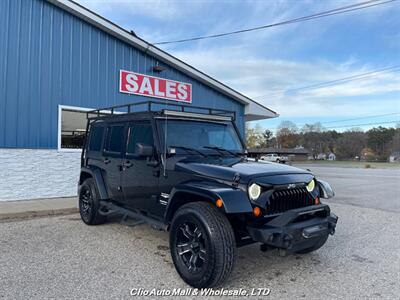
[38, 1, 51, 147]
[27, 0, 43, 147]
[98, 31, 108, 107]
[4, 0, 21, 147]
[0, 0, 10, 147]
[49, 6, 63, 147]
[88, 27, 99, 108]
[107, 37, 116, 106]
[61, 12, 71, 109]
[70, 17, 81, 107]
[81, 21, 91, 108]
[17, 0, 33, 147]
[1, 0, 245, 148]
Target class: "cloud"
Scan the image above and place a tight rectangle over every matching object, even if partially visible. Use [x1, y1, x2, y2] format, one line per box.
[77, 0, 201, 20]
[298, 74, 400, 98]
[171, 46, 400, 118]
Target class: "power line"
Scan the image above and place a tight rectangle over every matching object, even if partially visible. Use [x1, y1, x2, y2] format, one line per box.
[316, 112, 400, 125]
[290, 112, 400, 128]
[298, 112, 399, 127]
[266, 120, 399, 131]
[154, 0, 397, 45]
[324, 120, 399, 129]
[253, 65, 400, 99]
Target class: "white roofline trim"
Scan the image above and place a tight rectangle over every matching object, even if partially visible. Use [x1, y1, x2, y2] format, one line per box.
[47, 0, 278, 121]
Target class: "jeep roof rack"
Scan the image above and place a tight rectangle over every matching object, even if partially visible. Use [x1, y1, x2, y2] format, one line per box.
[86, 101, 236, 121]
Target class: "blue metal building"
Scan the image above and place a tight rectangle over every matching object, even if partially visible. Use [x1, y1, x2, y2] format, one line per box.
[0, 0, 276, 201]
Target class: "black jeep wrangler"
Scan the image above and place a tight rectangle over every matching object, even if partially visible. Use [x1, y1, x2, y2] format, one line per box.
[78, 101, 338, 288]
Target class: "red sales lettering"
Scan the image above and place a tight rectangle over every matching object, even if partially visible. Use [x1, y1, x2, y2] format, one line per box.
[119, 70, 192, 103]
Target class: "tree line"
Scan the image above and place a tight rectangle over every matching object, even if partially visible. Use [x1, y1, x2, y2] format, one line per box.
[246, 121, 400, 161]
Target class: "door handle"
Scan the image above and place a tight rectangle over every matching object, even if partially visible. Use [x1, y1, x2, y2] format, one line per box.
[104, 158, 111, 164]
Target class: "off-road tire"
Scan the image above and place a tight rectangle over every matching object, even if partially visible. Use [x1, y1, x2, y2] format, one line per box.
[170, 202, 236, 288]
[79, 178, 106, 225]
[296, 234, 329, 254]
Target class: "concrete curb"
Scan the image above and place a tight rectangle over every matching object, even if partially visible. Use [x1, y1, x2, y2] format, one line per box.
[0, 197, 78, 220]
[0, 208, 79, 221]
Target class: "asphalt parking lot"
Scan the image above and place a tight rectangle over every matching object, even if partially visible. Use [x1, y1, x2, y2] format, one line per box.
[1, 165, 399, 299]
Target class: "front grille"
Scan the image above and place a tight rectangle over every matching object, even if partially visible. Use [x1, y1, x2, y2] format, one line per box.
[265, 187, 314, 215]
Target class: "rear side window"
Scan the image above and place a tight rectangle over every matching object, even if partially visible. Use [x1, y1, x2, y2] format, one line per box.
[104, 125, 125, 153]
[88, 126, 104, 152]
[127, 123, 154, 154]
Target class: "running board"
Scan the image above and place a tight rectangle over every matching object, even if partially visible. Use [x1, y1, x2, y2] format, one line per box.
[99, 200, 168, 231]
[236, 236, 257, 248]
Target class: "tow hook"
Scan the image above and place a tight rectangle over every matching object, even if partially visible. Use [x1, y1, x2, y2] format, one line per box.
[278, 248, 288, 257]
[260, 244, 274, 252]
[282, 233, 292, 248]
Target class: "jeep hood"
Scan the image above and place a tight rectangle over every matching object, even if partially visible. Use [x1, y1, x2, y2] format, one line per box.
[175, 159, 312, 184]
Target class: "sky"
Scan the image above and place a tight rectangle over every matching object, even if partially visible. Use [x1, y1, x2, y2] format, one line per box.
[76, 0, 400, 132]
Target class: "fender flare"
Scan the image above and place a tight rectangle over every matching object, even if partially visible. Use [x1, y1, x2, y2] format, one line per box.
[317, 179, 335, 199]
[164, 181, 253, 222]
[79, 166, 109, 200]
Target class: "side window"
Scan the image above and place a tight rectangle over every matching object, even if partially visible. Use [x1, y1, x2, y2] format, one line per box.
[88, 126, 104, 152]
[127, 123, 154, 155]
[104, 125, 125, 154]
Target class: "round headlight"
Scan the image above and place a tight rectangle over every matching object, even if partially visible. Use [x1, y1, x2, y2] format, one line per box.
[306, 179, 316, 192]
[248, 183, 261, 200]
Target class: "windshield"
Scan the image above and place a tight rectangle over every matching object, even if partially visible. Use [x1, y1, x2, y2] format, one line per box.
[158, 120, 244, 153]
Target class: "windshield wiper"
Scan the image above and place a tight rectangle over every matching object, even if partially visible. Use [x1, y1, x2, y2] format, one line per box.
[202, 146, 242, 157]
[169, 145, 207, 157]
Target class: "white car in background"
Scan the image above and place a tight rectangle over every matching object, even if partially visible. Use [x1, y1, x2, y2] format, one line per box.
[260, 153, 288, 163]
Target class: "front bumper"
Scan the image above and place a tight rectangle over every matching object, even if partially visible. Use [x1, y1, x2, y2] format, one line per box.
[247, 204, 338, 252]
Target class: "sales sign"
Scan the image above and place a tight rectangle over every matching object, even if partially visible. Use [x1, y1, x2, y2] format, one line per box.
[119, 70, 192, 103]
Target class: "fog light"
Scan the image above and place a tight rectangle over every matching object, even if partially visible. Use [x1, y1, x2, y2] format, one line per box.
[315, 197, 320, 205]
[253, 206, 262, 217]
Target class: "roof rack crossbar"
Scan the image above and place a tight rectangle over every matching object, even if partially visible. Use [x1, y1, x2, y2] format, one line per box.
[86, 101, 236, 121]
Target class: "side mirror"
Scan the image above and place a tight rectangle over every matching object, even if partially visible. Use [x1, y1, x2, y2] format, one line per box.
[135, 143, 153, 157]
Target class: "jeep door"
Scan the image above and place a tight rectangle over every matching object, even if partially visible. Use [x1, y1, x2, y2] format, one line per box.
[101, 123, 127, 203]
[121, 121, 159, 214]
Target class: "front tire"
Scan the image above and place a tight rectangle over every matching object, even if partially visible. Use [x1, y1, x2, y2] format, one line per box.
[79, 178, 106, 225]
[169, 202, 236, 288]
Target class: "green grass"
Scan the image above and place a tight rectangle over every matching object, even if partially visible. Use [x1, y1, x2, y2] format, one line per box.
[293, 160, 400, 169]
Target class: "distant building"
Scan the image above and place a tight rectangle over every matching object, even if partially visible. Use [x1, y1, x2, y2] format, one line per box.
[247, 148, 311, 161]
[328, 153, 336, 161]
[389, 151, 400, 163]
[317, 153, 327, 160]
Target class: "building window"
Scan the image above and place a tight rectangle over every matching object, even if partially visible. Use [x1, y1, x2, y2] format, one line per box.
[59, 106, 90, 150]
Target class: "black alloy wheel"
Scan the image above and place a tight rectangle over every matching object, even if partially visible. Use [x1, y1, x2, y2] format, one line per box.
[79, 178, 106, 225]
[79, 185, 93, 223]
[176, 222, 207, 273]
